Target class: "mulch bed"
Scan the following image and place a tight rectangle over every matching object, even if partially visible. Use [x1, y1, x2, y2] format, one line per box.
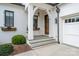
[11, 44, 32, 55]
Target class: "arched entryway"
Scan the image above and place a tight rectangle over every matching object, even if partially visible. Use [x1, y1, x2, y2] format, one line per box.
[27, 4, 55, 41]
[27, 4, 57, 47]
[33, 7, 51, 40]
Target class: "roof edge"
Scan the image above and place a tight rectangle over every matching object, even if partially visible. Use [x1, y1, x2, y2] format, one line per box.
[11, 3, 25, 7]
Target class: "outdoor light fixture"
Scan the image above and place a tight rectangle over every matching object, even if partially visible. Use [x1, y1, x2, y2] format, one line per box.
[56, 6, 60, 13]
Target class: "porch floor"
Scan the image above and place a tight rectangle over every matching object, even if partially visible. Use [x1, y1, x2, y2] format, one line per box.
[34, 35, 53, 40]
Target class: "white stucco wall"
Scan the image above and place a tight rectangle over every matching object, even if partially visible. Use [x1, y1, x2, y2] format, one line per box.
[60, 3, 79, 17]
[0, 3, 28, 44]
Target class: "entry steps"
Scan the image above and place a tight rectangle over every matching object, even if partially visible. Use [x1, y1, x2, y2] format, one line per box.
[29, 38, 57, 48]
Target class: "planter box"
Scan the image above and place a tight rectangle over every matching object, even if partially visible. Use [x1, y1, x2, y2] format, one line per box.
[12, 44, 32, 55]
[1, 27, 17, 31]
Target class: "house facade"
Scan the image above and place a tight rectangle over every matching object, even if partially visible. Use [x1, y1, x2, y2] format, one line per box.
[0, 3, 79, 47]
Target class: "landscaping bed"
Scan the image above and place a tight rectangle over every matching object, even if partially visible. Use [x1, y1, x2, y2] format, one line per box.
[11, 44, 32, 55]
[0, 35, 32, 56]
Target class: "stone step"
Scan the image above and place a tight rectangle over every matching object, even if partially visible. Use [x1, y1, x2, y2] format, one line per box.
[29, 39, 57, 48]
[29, 38, 54, 44]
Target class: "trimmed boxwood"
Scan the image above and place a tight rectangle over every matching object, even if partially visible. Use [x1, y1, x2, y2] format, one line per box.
[0, 43, 14, 56]
[12, 35, 26, 45]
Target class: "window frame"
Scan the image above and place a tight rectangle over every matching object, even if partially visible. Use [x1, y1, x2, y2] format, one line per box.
[33, 15, 39, 30]
[68, 19, 72, 23]
[76, 17, 79, 22]
[65, 19, 68, 23]
[4, 10, 14, 27]
[71, 18, 75, 22]
[65, 17, 76, 23]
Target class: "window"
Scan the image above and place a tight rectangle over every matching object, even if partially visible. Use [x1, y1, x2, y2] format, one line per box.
[72, 18, 75, 22]
[65, 19, 71, 23]
[65, 19, 67, 23]
[55, 18, 57, 24]
[68, 19, 71, 23]
[64, 16, 79, 23]
[5, 10, 14, 27]
[76, 17, 79, 22]
[33, 15, 38, 30]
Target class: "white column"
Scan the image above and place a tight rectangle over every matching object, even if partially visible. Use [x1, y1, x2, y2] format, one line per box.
[49, 14, 53, 37]
[59, 18, 64, 44]
[47, 10, 56, 38]
[25, 3, 29, 10]
[28, 4, 34, 40]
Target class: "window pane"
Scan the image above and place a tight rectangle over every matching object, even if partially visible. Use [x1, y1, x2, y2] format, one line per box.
[65, 19, 67, 23]
[72, 18, 75, 22]
[76, 17, 79, 22]
[33, 15, 38, 30]
[10, 12, 13, 16]
[33, 19, 37, 29]
[34, 16, 38, 19]
[68, 19, 71, 23]
[10, 16, 14, 27]
[5, 16, 10, 26]
[6, 12, 9, 16]
[33, 19, 35, 29]
[55, 18, 57, 24]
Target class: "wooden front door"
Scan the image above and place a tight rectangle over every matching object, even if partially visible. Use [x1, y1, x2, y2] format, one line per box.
[45, 15, 49, 34]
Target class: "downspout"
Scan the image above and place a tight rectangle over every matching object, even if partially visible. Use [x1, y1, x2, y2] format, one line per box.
[56, 6, 60, 44]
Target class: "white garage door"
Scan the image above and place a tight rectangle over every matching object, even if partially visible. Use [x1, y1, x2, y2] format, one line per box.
[63, 16, 79, 47]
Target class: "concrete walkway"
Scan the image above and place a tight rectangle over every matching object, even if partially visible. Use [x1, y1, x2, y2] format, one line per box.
[15, 43, 79, 56]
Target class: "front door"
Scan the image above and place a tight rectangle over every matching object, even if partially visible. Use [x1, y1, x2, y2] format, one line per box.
[45, 15, 49, 34]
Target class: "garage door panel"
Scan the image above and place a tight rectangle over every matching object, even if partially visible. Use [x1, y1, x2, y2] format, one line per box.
[64, 18, 79, 47]
[64, 23, 79, 35]
[63, 35, 79, 47]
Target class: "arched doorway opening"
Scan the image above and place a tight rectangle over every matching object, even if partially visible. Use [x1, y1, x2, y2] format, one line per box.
[33, 8, 50, 39]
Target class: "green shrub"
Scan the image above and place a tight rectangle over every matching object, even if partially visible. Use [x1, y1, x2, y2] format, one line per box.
[12, 35, 26, 45]
[0, 43, 14, 56]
